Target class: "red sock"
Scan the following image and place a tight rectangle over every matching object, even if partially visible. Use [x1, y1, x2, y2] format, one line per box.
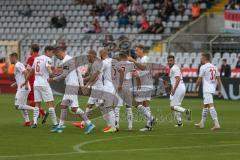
[39, 108, 45, 116]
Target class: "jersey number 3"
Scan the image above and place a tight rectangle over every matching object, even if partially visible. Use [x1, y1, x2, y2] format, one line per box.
[209, 68, 216, 80]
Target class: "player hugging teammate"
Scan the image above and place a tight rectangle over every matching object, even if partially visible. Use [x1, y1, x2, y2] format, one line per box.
[10, 41, 222, 134]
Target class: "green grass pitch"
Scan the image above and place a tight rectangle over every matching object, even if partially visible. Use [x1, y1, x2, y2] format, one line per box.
[0, 94, 240, 160]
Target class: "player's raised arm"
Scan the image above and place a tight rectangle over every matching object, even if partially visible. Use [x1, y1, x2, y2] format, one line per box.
[128, 56, 146, 70]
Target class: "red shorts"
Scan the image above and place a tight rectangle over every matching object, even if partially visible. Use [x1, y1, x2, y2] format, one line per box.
[27, 83, 34, 101]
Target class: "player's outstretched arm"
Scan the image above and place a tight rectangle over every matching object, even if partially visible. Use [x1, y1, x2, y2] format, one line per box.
[86, 71, 100, 87]
[51, 66, 68, 82]
[128, 56, 146, 70]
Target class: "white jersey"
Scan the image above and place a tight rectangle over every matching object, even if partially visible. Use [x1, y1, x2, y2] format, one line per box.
[136, 55, 153, 88]
[91, 59, 104, 88]
[199, 63, 220, 93]
[32, 55, 52, 87]
[102, 58, 114, 87]
[14, 62, 30, 91]
[117, 60, 135, 86]
[59, 55, 83, 86]
[169, 64, 184, 87]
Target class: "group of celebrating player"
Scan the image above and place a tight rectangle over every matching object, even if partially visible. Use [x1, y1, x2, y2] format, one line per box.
[9, 42, 222, 135]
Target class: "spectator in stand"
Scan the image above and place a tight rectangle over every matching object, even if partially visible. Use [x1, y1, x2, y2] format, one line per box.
[75, 0, 96, 5]
[19, 4, 32, 17]
[147, 17, 164, 34]
[225, 0, 240, 10]
[128, 0, 144, 16]
[58, 14, 67, 28]
[162, 0, 176, 17]
[118, 12, 130, 27]
[140, 15, 150, 33]
[82, 24, 93, 33]
[117, 2, 128, 16]
[220, 59, 231, 78]
[192, 3, 201, 19]
[235, 56, 240, 69]
[103, 2, 113, 21]
[50, 14, 67, 28]
[159, 10, 168, 21]
[177, 2, 186, 16]
[92, 18, 101, 33]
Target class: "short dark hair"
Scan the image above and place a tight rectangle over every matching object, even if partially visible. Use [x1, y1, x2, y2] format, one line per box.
[135, 44, 144, 50]
[44, 46, 55, 52]
[202, 53, 211, 61]
[10, 52, 18, 58]
[54, 45, 66, 52]
[222, 58, 227, 62]
[119, 52, 128, 59]
[167, 55, 175, 59]
[88, 49, 97, 56]
[30, 44, 40, 53]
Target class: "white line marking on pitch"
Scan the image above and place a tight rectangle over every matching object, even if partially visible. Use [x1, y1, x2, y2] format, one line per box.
[0, 131, 239, 159]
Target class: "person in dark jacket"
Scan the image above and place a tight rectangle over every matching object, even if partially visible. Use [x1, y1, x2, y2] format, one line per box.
[220, 59, 231, 77]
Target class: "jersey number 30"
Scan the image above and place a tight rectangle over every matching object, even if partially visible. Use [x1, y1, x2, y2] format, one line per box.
[209, 68, 216, 80]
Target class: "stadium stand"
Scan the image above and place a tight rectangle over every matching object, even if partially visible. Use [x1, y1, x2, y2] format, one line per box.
[0, 0, 211, 62]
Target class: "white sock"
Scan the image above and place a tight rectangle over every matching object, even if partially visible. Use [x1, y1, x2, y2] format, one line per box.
[146, 106, 151, 115]
[33, 107, 39, 124]
[59, 108, 68, 126]
[173, 106, 186, 113]
[76, 108, 91, 125]
[114, 107, 120, 128]
[126, 107, 133, 129]
[21, 110, 30, 122]
[209, 107, 220, 126]
[85, 107, 93, 118]
[18, 105, 35, 110]
[108, 110, 116, 128]
[174, 111, 182, 123]
[137, 105, 152, 126]
[48, 108, 58, 125]
[200, 107, 208, 125]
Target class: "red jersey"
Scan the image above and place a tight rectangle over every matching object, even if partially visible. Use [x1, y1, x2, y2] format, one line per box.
[26, 53, 39, 84]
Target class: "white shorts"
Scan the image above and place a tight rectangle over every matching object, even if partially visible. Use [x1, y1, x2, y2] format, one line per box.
[102, 85, 118, 107]
[134, 86, 152, 102]
[87, 87, 104, 106]
[203, 92, 214, 105]
[15, 89, 30, 106]
[170, 85, 186, 106]
[62, 94, 79, 108]
[34, 86, 54, 102]
[115, 93, 124, 107]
